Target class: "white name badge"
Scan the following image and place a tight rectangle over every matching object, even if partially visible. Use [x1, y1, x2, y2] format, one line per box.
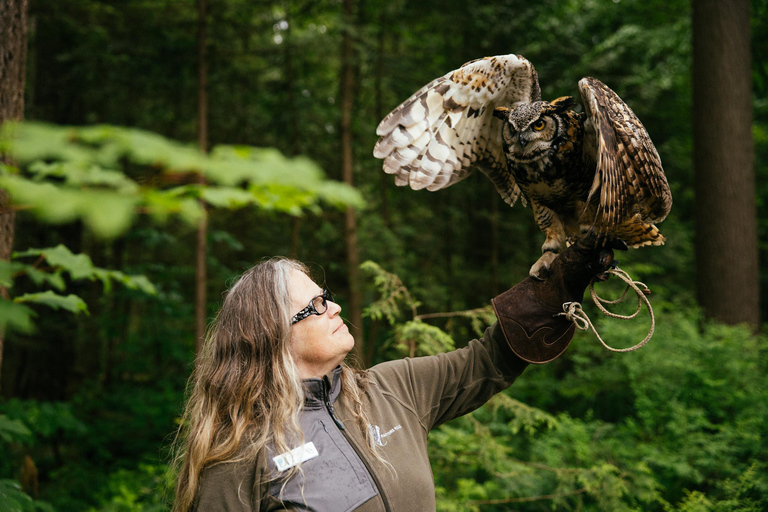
[272, 442, 319, 472]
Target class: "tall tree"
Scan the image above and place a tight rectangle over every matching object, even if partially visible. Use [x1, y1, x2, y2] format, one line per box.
[340, 0, 365, 365]
[283, 7, 303, 258]
[196, 0, 209, 353]
[0, 0, 28, 390]
[693, 0, 759, 329]
[374, 4, 389, 228]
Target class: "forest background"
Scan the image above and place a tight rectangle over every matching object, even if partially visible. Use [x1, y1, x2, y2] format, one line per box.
[1, 0, 767, 510]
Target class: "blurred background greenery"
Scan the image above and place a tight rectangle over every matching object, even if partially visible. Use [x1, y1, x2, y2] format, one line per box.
[0, 0, 766, 510]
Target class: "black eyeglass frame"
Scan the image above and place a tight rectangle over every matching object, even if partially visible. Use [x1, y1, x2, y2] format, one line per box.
[291, 289, 333, 325]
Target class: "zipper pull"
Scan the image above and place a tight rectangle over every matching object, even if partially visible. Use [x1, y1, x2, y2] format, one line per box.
[322, 374, 346, 430]
[326, 401, 346, 431]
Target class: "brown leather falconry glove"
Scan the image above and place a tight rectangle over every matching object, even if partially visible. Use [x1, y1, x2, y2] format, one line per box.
[492, 236, 627, 364]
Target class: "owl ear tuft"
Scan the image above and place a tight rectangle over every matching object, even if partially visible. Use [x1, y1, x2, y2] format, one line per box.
[493, 107, 511, 121]
[551, 96, 576, 112]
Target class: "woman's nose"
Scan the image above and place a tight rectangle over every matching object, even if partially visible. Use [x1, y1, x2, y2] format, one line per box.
[328, 300, 342, 316]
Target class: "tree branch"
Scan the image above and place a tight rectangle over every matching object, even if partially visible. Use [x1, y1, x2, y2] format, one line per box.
[415, 306, 492, 321]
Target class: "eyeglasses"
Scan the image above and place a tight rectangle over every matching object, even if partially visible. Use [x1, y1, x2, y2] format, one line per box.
[291, 289, 333, 325]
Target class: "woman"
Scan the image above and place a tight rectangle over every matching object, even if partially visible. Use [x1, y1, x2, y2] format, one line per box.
[173, 238, 617, 511]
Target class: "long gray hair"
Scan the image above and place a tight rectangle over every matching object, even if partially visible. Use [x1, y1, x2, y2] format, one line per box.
[172, 258, 386, 511]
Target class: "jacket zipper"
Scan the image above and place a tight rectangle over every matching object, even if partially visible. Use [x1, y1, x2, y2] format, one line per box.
[326, 399, 346, 430]
[340, 426, 392, 512]
[323, 376, 346, 430]
[322, 377, 392, 512]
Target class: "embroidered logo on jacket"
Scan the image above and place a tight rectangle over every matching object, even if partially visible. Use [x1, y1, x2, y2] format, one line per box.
[369, 424, 402, 446]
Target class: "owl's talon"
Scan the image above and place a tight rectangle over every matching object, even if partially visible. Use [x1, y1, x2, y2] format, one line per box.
[598, 252, 614, 269]
[529, 252, 559, 279]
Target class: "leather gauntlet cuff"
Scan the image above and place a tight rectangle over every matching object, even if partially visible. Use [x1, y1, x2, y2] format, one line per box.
[492, 236, 618, 364]
[492, 278, 577, 364]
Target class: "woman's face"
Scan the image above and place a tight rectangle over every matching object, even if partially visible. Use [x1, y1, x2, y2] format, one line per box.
[288, 269, 354, 379]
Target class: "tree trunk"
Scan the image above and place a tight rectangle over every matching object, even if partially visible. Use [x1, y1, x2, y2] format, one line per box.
[374, 8, 389, 228]
[284, 9, 303, 258]
[365, 7, 387, 365]
[0, 0, 28, 391]
[340, 0, 365, 366]
[195, 0, 209, 354]
[693, 0, 759, 329]
[284, 11, 300, 158]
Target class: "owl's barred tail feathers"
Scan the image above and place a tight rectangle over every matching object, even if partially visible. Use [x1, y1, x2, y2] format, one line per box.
[610, 214, 665, 248]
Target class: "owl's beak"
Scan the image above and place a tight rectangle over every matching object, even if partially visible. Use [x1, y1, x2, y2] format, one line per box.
[518, 132, 530, 147]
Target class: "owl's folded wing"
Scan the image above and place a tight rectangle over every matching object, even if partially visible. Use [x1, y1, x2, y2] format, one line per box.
[579, 77, 672, 230]
[373, 54, 540, 206]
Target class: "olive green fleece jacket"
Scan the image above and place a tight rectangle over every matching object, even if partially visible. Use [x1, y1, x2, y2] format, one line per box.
[194, 322, 528, 511]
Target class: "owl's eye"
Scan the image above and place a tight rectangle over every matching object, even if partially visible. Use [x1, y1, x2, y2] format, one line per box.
[532, 119, 546, 131]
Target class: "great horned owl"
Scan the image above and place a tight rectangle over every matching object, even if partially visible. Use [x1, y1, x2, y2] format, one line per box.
[373, 54, 672, 277]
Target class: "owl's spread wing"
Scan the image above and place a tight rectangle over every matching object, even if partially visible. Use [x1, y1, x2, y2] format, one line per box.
[373, 54, 540, 206]
[579, 77, 672, 231]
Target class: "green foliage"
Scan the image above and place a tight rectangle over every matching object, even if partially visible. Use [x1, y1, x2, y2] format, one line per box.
[670, 464, 768, 512]
[0, 402, 88, 512]
[0, 415, 32, 444]
[361, 260, 420, 324]
[484, 394, 558, 437]
[0, 301, 35, 336]
[363, 258, 501, 350]
[0, 479, 55, 512]
[363, 260, 496, 358]
[12, 245, 156, 294]
[85, 463, 172, 512]
[0, 400, 88, 454]
[0, 122, 363, 238]
[0, 244, 157, 335]
[13, 292, 87, 314]
[394, 320, 455, 357]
